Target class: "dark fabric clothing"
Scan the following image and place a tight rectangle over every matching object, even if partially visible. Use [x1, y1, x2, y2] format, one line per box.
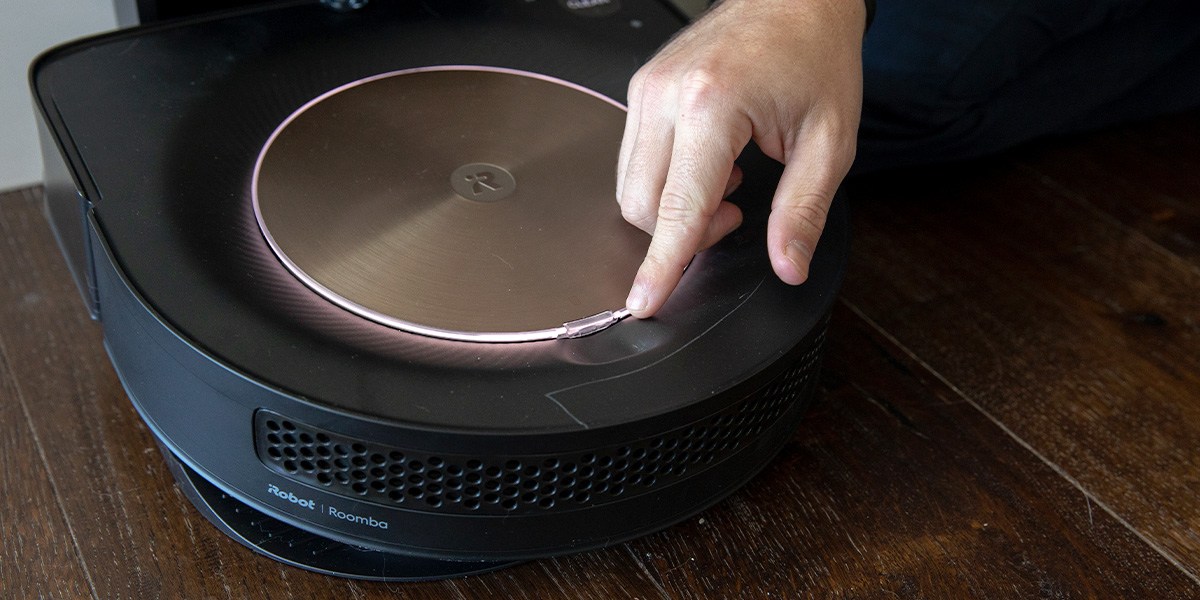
[856, 0, 1200, 172]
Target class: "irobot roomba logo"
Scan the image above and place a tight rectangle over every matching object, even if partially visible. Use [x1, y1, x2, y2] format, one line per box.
[328, 505, 390, 530]
[267, 483, 315, 510]
[451, 163, 516, 203]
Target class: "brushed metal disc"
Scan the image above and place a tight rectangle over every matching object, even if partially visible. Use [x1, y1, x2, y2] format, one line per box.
[253, 67, 650, 342]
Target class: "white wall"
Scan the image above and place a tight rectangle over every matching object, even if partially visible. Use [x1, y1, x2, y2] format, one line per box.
[0, 0, 118, 192]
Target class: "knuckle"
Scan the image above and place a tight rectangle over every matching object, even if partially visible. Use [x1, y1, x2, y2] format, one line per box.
[782, 200, 830, 235]
[639, 251, 668, 275]
[642, 244, 689, 279]
[656, 192, 709, 238]
[677, 67, 729, 116]
[628, 67, 648, 98]
[826, 128, 858, 169]
[620, 200, 655, 231]
[632, 64, 671, 103]
[658, 188, 706, 215]
[810, 111, 860, 170]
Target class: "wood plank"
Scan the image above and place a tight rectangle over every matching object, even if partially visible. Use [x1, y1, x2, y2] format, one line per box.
[7, 100, 1200, 598]
[0, 189, 95, 600]
[842, 130, 1200, 579]
[0, 187, 667, 599]
[1016, 110, 1200, 265]
[627, 304, 1199, 598]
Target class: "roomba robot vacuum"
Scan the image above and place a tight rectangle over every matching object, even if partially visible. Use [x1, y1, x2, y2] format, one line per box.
[31, 0, 848, 580]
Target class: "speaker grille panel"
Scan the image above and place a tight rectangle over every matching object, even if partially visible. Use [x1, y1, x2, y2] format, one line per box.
[255, 325, 825, 515]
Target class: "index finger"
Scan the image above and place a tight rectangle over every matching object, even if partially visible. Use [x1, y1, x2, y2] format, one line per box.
[625, 84, 750, 318]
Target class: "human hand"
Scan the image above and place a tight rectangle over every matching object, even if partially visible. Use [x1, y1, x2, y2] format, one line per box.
[618, 0, 865, 317]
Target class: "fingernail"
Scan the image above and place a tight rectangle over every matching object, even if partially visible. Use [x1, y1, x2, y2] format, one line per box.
[626, 282, 649, 313]
[785, 240, 812, 278]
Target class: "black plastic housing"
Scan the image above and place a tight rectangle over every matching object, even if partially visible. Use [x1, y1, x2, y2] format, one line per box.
[31, 0, 849, 578]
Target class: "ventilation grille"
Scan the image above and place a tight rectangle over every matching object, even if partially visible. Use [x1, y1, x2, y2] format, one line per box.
[255, 327, 825, 515]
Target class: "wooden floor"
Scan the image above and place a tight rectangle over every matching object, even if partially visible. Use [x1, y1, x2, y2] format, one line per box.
[2, 110, 1199, 599]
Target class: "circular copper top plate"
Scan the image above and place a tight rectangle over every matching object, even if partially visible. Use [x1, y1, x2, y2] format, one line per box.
[253, 67, 650, 342]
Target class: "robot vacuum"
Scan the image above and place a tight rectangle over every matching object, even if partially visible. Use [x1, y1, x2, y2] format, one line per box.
[31, 0, 849, 580]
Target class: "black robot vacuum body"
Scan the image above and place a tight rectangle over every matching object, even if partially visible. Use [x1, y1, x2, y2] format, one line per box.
[32, 0, 848, 580]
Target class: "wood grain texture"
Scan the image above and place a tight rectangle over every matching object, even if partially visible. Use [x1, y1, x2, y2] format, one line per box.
[0, 188, 93, 600]
[842, 111, 1200, 581]
[3, 110, 1200, 598]
[1016, 112, 1200, 264]
[627, 306, 1198, 598]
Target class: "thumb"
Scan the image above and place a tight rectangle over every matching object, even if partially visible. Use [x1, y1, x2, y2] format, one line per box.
[767, 129, 853, 285]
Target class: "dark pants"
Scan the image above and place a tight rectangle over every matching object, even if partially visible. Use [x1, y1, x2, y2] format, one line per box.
[856, 0, 1200, 172]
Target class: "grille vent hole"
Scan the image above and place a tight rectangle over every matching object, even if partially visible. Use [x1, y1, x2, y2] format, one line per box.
[254, 326, 825, 516]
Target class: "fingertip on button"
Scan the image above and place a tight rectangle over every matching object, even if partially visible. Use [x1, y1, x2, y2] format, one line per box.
[625, 281, 650, 317]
